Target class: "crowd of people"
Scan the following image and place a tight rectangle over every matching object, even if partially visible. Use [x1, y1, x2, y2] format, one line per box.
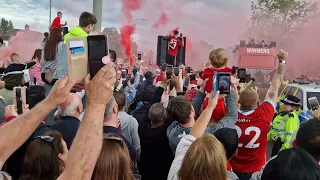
[0, 10, 320, 180]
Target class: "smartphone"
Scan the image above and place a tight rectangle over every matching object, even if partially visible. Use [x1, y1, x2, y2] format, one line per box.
[121, 69, 127, 79]
[137, 53, 142, 61]
[213, 72, 231, 95]
[308, 97, 319, 111]
[87, 35, 109, 78]
[174, 67, 179, 76]
[116, 70, 121, 80]
[186, 67, 191, 73]
[13, 87, 27, 115]
[238, 68, 246, 82]
[166, 65, 173, 78]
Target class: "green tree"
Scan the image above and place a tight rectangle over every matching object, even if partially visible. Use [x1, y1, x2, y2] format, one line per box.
[0, 18, 14, 34]
[249, 0, 318, 40]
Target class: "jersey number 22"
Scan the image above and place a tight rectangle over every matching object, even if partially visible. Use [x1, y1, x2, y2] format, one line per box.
[235, 125, 261, 149]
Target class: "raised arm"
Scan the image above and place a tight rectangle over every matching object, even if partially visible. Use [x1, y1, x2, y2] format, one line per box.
[265, 50, 288, 106]
[190, 91, 220, 138]
[0, 76, 76, 169]
[207, 89, 238, 133]
[58, 64, 116, 180]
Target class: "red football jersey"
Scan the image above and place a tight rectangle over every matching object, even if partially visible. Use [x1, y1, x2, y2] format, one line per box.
[230, 101, 275, 173]
[200, 67, 233, 93]
[168, 35, 183, 56]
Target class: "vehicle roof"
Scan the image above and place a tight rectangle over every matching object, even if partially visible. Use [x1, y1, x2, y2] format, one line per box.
[288, 83, 320, 92]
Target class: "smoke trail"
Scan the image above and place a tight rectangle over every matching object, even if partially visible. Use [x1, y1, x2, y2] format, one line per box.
[120, 0, 145, 67]
[152, 13, 169, 29]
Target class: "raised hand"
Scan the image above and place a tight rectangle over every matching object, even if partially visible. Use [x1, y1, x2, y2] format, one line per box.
[47, 76, 77, 106]
[84, 63, 116, 105]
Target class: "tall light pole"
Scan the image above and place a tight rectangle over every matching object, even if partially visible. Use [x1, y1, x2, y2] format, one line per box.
[93, 0, 102, 31]
[49, 0, 52, 29]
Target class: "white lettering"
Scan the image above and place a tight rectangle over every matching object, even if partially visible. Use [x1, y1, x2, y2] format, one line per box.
[246, 48, 270, 54]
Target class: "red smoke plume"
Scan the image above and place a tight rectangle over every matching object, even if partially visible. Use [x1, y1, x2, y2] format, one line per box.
[120, 25, 136, 67]
[153, 13, 169, 29]
[120, 0, 144, 67]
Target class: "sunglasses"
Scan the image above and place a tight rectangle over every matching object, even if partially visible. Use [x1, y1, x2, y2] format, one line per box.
[33, 135, 55, 143]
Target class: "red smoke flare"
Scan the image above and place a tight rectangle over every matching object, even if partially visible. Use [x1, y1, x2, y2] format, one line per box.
[122, 0, 145, 22]
[120, 25, 136, 67]
[153, 13, 169, 29]
[120, 0, 144, 68]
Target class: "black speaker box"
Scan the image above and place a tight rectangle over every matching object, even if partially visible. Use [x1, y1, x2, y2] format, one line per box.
[156, 36, 168, 66]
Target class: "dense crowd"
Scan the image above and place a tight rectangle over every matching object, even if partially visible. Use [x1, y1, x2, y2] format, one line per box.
[0, 11, 320, 180]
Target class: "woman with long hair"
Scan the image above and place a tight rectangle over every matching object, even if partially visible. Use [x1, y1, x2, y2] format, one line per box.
[92, 133, 137, 180]
[19, 131, 68, 180]
[40, 28, 64, 94]
[29, 49, 43, 85]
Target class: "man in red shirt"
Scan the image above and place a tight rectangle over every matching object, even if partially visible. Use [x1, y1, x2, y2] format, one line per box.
[167, 30, 184, 66]
[50, 12, 67, 31]
[230, 50, 288, 180]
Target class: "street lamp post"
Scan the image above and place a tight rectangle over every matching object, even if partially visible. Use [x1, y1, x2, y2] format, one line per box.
[93, 0, 103, 31]
[49, 0, 52, 29]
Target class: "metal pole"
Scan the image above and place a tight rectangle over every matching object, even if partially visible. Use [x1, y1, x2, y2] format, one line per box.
[49, 0, 52, 30]
[93, 0, 102, 31]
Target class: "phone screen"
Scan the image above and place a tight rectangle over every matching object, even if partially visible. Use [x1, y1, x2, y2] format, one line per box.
[138, 54, 142, 61]
[16, 88, 23, 114]
[174, 67, 179, 76]
[186, 67, 191, 73]
[166, 65, 173, 78]
[308, 97, 319, 111]
[238, 69, 246, 80]
[218, 73, 231, 94]
[121, 70, 127, 79]
[88, 35, 108, 78]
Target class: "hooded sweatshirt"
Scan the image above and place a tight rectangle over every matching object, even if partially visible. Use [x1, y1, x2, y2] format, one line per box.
[118, 111, 141, 160]
[54, 27, 88, 79]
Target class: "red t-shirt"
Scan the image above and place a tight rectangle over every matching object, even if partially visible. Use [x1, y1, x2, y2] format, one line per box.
[168, 35, 183, 56]
[50, 17, 62, 30]
[230, 101, 275, 173]
[156, 71, 165, 83]
[201, 67, 233, 93]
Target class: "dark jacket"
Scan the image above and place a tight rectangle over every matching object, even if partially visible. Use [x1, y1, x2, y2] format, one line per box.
[103, 126, 137, 162]
[138, 116, 174, 180]
[3, 62, 36, 90]
[50, 116, 81, 149]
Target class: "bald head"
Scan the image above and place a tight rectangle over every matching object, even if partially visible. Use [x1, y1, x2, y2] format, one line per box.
[58, 93, 83, 118]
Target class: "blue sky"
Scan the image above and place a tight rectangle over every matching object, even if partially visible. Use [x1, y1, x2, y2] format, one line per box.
[0, 0, 252, 49]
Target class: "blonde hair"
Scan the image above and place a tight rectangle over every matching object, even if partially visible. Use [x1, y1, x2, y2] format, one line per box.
[92, 133, 134, 180]
[178, 134, 227, 180]
[209, 48, 229, 68]
[239, 86, 259, 110]
[10, 53, 21, 63]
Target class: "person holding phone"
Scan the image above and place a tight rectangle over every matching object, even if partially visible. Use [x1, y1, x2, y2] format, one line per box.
[166, 30, 184, 66]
